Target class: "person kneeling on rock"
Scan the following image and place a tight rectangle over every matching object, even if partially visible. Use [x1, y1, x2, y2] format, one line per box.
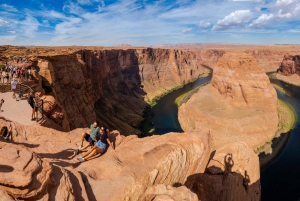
[77, 128, 114, 162]
[0, 126, 12, 141]
[74, 121, 101, 155]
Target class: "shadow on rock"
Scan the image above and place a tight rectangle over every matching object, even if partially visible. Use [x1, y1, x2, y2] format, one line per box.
[38, 149, 76, 160]
[0, 165, 14, 172]
[185, 154, 261, 201]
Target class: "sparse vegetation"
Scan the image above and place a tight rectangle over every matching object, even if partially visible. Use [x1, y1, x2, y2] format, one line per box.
[137, 106, 155, 137]
[254, 99, 296, 154]
[0, 64, 5, 71]
[272, 83, 292, 97]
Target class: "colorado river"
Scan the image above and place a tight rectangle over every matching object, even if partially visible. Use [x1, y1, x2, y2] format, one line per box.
[151, 71, 300, 201]
[151, 73, 212, 134]
[261, 79, 300, 201]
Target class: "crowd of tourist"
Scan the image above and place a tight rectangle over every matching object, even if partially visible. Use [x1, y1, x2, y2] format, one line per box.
[0, 65, 32, 83]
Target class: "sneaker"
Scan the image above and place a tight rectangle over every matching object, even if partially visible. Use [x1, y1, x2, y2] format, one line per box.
[4, 136, 9, 141]
[77, 157, 85, 162]
[74, 149, 79, 155]
[78, 145, 83, 149]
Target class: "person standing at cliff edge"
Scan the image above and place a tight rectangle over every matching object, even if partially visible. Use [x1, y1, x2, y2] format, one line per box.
[11, 78, 18, 100]
[74, 121, 100, 154]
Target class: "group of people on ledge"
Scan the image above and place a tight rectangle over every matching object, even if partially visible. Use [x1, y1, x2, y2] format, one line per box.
[1, 65, 32, 83]
[74, 121, 115, 162]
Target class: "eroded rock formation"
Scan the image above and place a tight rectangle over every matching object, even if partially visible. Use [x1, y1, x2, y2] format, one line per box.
[277, 53, 300, 76]
[0, 116, 210, 201]
[179, 52, 278, 149]
[36, 48, 204, 134]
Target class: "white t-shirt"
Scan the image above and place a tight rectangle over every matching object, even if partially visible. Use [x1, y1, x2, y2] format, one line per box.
[11, 81, 17, 90]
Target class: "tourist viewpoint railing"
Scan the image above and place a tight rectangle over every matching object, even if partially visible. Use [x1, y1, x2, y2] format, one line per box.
[0, 82, 44, 122]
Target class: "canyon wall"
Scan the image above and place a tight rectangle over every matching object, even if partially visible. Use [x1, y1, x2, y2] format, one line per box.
[37, 48, 205, 134]
[179, 52, 278, 149]
[277, 53, 300, 76]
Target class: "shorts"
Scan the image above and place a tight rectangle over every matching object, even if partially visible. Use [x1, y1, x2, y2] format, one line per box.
[12, 89, 16, 93]
[96, 141, 107, 152]
[84, 133, 95, 146]
[30, 103, 34, 109]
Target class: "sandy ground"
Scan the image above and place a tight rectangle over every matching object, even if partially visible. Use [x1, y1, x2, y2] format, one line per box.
[0, 92, 36, 125]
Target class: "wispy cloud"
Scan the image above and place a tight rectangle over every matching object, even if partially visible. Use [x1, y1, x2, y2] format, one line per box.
[0, 19, 10, 26]
[182, 28, 192, 33]
[1, 4, 18, 12]
[198, 21, 210, 28]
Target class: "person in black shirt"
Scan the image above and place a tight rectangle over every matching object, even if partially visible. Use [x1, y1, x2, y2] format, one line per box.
[27, 92, 36, 120]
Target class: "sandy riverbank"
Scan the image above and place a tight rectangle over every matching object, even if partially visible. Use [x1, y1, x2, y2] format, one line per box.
[275, 73, 300, 87]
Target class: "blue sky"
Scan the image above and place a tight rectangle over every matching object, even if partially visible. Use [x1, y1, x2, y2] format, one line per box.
[0, 0, 299, 46]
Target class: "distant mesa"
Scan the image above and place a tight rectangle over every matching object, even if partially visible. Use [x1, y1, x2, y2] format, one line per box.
[116, 44, 132, 47]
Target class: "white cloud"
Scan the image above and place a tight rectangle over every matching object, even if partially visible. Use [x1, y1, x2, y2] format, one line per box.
[212, 10, 252, 31]
[7, 30, 16, 34]
[0, 19, 9, 26]
[1, 4, 18, 12]
[249, 14, 274, 28]
[198, 21, 210, 28]
[182, 28, 192, 33]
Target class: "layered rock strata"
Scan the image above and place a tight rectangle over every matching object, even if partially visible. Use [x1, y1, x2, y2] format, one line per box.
[277, 53, 300, 76]
[37, 48, 204, 134]
[179, 52, 278, 149]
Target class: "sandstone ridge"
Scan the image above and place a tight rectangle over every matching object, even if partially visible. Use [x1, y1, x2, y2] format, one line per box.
[0, 116, 260, 200]
[179, 52, 278, 149]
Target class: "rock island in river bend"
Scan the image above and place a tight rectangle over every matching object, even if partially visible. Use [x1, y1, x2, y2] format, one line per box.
[179, 52, 279, 149]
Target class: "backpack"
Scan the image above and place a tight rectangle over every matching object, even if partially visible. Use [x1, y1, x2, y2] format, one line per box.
[0, 126, 8, 137]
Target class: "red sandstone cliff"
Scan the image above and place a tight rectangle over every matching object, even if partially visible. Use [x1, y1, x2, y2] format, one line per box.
[277, 53, 300, 76]
[36, 48, 205, 134]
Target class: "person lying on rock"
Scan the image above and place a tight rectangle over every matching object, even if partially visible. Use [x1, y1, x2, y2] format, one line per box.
[77, 128, 114, 162]
[74, 121, 101, 155]
[0, 126, 12, 141]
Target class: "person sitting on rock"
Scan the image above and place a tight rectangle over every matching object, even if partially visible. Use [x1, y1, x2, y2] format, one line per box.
[0, 126, 12, 141]
[77, 128, 114, 162]
[74, 121, 101, 155]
